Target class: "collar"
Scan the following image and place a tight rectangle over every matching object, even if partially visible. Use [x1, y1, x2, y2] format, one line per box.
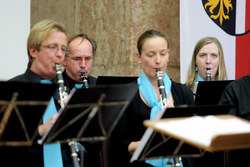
[63, 71, 89, 90]
[26, 68, 44, 82]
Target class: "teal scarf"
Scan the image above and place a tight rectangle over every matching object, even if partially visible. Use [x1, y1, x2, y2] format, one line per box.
[137, 71, 171, 120]
[197, 74, 204, 82]
[41, 79, 63, 167]
[138, 71, 178, 167]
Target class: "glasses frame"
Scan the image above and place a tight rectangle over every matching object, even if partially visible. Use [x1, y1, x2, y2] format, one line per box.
[40, 44, 67, 54]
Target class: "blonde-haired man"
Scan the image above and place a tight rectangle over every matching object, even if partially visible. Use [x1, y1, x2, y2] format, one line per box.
[6, 19, 67, 167]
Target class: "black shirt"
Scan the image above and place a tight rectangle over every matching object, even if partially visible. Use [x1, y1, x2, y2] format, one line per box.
[219, 75, 250, 120]
[6, 68, 101, 167]
[0, 68, 46, 167]
[109, 81, 194, 167]
[57, 71, 101, 167]
[54, 70, 97, 110]
[219, 75, 250, 167]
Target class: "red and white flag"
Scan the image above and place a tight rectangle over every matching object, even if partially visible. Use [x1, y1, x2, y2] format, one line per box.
[180, 0, 250, 83]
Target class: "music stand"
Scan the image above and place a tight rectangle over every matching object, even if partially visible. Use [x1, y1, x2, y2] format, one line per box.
[194, 80, 233, 105]
[39, 83, 138, 141]
[96, 76, 138, 85]
[38, 83, 138, 167]
[0, 81, 56, 147]
[130, 105, 233, 164]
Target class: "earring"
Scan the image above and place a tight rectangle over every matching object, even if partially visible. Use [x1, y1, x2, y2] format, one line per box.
[195, 67, 198, 72]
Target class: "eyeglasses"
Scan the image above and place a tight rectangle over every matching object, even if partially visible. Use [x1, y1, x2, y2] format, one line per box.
[68, 56, 93, 63]
[41, 44, 67, 54]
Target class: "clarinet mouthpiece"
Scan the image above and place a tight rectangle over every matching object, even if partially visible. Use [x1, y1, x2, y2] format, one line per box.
[81, 72, 89, 88]
[206, 68, 211, 81]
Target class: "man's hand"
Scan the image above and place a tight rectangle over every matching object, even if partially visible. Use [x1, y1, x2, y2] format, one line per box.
[128, 141, 140, 155]
[38, 113, 59, 136]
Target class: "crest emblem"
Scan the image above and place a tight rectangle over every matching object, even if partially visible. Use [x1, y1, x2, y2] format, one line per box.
[202, 0, 249, 36]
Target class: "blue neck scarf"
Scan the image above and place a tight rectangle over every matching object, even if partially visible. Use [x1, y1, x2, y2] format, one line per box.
[137, 71, 171, 120]
[197, 74, 204, 82]
[40, 79, 53, 84]
[41, 79, 63, 167]
[138, 71, 177, 167]
[75, 83, 83, 89]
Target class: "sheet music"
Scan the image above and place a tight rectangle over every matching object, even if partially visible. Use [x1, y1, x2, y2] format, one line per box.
[154, 116, 250, 147]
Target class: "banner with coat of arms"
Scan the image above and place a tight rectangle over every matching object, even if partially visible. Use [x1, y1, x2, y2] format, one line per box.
[180, 0, 250, 83]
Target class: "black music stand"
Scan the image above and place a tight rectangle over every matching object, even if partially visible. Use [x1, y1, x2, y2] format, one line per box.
[39, 83, 137, 144]
[194, 80, 233, 105]
[38, 84, 138, 166]
[0, 81, 56, 147]
[130, 105, 233, 164]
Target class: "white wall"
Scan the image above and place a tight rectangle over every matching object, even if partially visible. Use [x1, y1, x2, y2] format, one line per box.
[0, 0, 30, 80]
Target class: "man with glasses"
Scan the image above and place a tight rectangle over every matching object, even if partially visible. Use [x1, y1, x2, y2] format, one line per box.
[11, 20, 67, 83]
[59, 33, 100, 167]
[5, 19, 67, 167]
[62, 33, 97, 91]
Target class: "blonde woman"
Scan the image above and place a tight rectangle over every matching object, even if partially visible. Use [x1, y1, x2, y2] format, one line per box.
[185, 37, 227, 91]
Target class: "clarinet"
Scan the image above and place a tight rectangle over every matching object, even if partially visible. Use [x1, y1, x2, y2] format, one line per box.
[55, 64, 68, 108]
[81, 72, 89, 88]
[156, 69, 181, 167]
[206, 68, 211, 81]
[156, 69, 168, 108]
[56, 65, 80, 166]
